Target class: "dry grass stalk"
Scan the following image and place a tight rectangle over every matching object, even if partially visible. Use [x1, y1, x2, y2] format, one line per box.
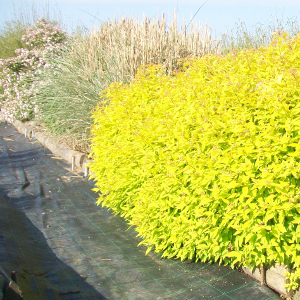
[73, 11, 222, 83]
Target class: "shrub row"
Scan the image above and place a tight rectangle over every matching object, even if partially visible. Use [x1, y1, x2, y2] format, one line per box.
[89, 31, 300, 291]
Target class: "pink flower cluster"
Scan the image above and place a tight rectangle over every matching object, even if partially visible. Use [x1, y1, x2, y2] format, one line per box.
[22, 18, 67, 50]
[0, 18, 67, 122]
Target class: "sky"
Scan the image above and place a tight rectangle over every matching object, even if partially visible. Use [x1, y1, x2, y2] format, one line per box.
[0, 0, 300, 39]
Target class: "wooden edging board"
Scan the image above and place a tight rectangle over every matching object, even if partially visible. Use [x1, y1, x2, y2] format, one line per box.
[243, 264, 300, 299]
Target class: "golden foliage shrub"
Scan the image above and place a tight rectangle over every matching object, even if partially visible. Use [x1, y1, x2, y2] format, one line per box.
[90, 32, 300, 291]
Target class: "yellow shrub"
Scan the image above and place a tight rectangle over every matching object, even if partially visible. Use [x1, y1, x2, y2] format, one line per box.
[90, 32, 300, 292]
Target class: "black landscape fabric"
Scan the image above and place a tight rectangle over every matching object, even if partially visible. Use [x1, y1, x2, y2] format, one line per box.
[0, 122, 280, 300]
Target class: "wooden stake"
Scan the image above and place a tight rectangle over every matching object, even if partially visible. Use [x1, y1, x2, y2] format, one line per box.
[261, 265, 265, 286]
[72, 156, 75, 171]
[84, 166, 89, 177]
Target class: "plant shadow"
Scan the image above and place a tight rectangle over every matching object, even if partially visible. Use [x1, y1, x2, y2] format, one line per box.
[0, 190, 107, 300]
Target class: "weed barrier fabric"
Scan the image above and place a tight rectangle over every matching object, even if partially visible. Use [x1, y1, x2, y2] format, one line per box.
[0, 122, 280, 300]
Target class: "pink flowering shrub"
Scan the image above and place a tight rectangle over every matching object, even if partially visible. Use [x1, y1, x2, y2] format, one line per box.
[0, 18, 67, 122]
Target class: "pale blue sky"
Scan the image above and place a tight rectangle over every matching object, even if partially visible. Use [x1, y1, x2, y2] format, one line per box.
[0, 0, 300, 39]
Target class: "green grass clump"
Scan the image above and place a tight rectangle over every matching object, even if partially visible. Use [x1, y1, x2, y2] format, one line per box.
[89, 31, 300, 292]
[35, 34, 104, 153]
[221, 17, 300, 54]
[0, 20, 28, 59]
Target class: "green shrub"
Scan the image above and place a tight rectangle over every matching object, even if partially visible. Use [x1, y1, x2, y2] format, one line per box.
[0, 18, 67, 122]
[91, 31, 300, 291]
